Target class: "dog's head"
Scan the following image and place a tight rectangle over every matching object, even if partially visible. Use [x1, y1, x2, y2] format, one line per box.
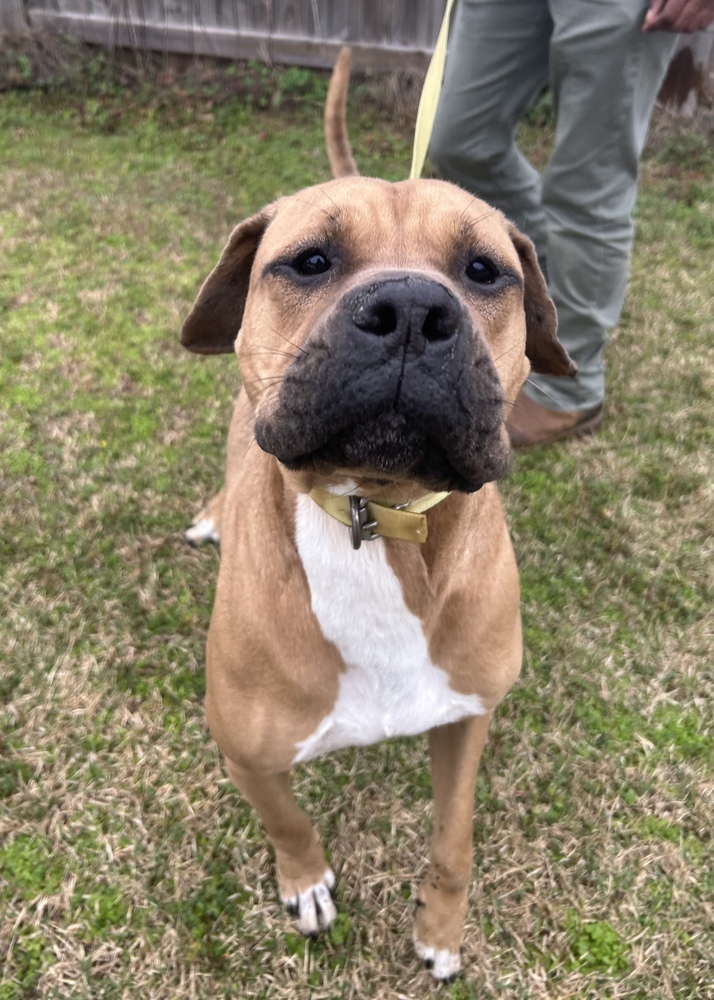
[181, 177, 574, 493]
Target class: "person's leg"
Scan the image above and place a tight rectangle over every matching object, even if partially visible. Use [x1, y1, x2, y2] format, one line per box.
[429, 0, 553, 270]
[525, 0, 678, 412]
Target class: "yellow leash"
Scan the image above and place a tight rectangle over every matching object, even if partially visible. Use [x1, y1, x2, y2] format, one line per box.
[409, 0, 457, 180]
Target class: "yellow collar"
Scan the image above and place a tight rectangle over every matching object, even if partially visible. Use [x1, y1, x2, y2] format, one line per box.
[309, 487, 450, 549]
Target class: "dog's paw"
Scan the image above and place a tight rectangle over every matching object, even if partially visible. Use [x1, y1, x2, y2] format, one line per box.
[414, 935, 462, 981]
[184, 516, 220, 547]
[281, 868, 337, 937]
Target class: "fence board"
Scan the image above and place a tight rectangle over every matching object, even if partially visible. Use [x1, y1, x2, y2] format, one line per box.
[0, 0, 29, 32]
[28, 8, 439, 69]
[26, 0, 448, 68]
[659, 32, 714, 115]
[24, 0, 713, 97]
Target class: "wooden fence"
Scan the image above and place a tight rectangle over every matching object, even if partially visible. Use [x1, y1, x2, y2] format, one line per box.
[21, 1, 449, 70]
[2, 1, 712, 110]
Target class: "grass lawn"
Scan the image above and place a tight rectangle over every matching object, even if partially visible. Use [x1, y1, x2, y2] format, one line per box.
[1, 58, 712, 999]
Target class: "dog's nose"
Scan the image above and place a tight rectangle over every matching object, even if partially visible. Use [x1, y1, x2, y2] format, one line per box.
[348, 276, 462, 347]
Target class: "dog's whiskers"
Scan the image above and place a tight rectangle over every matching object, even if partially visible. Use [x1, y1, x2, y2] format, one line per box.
[491, 342, 520, 364]
[524, 377, 563, 408]
[266, 326, 310, 358]
[292, 193, 341, 223]
[250, 375, 290, 388]
[240, 348, 299, 362]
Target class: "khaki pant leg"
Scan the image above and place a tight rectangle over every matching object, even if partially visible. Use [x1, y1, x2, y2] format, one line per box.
[528, 0, 678, 409]
[429, 0, 553, 270]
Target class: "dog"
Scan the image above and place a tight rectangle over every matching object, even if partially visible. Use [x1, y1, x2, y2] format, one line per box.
[181, 50, 575, 981]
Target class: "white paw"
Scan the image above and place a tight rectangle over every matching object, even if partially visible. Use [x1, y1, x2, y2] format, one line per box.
[282, 868, 336, 936]
[184, 516, 220, 546]
[414, 935, 462, 981]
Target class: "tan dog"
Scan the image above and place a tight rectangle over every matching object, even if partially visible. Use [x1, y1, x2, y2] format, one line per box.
[181, 51, 574, 981]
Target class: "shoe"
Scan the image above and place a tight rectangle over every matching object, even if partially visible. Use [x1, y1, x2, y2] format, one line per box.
[506, 391, 603, 449]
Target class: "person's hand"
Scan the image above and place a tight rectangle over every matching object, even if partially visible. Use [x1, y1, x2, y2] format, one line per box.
[643, 0, 714, 32]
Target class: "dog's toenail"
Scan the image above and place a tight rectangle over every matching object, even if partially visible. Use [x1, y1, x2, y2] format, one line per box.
[285, 901, 299, 916]
[424, 958, 434, 970]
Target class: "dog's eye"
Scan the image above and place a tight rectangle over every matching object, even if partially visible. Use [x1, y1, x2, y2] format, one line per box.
[465, 257, 500, 285]
[293, 250, 332, 276]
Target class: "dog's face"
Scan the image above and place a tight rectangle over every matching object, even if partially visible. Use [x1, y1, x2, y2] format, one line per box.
[182, 178, 574, 493]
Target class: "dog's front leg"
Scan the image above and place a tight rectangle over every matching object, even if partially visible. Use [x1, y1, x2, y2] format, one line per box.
[414, 713, 491, 980]
[223, 758, 336, 936]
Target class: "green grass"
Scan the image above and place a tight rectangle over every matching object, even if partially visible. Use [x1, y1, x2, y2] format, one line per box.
[1, 61, 713, 999]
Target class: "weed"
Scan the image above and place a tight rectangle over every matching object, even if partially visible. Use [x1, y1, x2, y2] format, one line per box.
[564, 914, 630, 974]
[0, 835, 65, 899]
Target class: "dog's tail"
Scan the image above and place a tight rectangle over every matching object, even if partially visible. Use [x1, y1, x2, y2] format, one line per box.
[325, 47, 359, 178]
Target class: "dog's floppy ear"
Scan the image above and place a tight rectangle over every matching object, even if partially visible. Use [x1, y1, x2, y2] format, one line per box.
[508, 225, 576, 377]
[181, 207, 277, 355]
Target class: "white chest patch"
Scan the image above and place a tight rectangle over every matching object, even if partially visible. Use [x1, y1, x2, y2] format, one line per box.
[293, 494, 486, 763]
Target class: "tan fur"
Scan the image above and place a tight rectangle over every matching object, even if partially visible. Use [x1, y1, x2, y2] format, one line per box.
[180, 55, 574, 980]
[324, 47, 359, 178]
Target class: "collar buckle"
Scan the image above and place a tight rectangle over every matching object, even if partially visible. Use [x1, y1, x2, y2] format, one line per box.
[349, 496, 378, 550]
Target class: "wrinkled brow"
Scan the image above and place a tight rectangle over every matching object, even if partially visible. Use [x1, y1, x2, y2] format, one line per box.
[459, 206, 501, 241]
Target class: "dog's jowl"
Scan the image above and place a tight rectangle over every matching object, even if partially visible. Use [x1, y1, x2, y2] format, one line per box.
[181, 54, 574, 982]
